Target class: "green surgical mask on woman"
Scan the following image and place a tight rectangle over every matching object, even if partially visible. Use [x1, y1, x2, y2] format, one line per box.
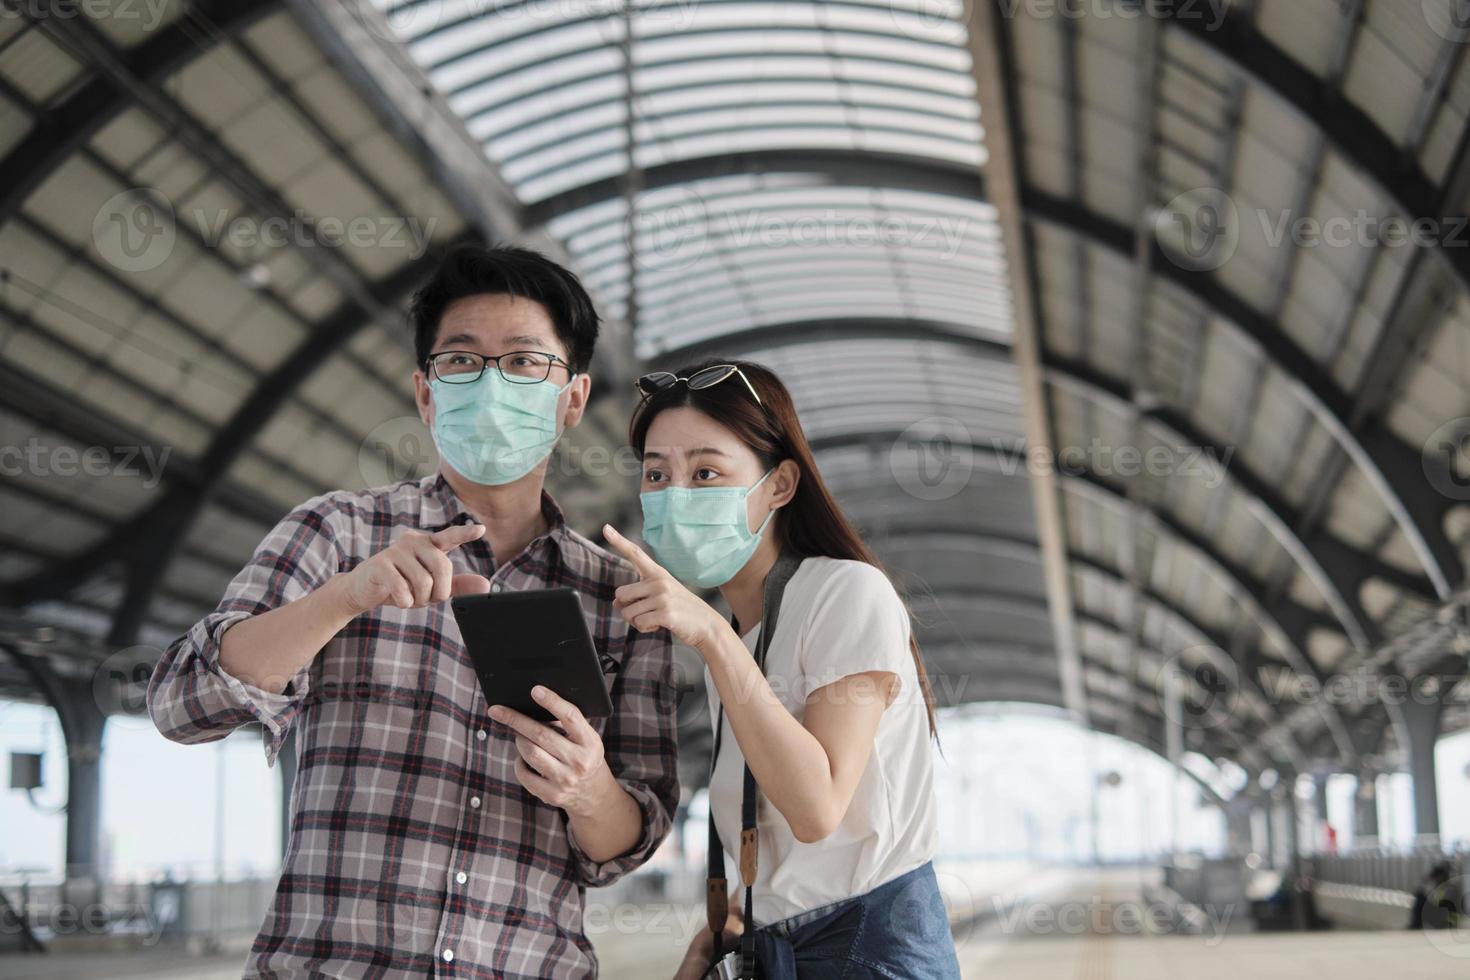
[640, 469, 776, 588]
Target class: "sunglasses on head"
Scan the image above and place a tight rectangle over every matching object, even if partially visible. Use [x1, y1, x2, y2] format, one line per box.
[633, 363, 763, 406]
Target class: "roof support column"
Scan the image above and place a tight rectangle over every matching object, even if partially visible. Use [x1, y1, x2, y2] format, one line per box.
[1224, 796, 1254, 858]
[1309, 772, 1330, 853]
[1258, 793, 1281, 869]
[1354, 772, 1379, 841]
[1279, 773, 1301, 868]
[1387, 690, 1447, 837]
[62, 694, 104, 889]
[8, 650, 106, 885]
[966, 0, 1088, 723]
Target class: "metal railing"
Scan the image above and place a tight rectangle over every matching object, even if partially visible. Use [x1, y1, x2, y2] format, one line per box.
[1299, 836, 1468, 930]
[0, 871, 275, 951]
[1303, 837, 1468, 894]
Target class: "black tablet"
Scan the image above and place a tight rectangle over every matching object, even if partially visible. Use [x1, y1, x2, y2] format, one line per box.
[450, 587, 614, 724]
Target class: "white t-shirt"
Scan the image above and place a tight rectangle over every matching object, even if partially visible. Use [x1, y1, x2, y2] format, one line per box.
[703, 556, 938, 925]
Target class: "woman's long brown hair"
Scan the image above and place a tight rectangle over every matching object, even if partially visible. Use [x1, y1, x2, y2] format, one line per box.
[629, 358, 939, 738]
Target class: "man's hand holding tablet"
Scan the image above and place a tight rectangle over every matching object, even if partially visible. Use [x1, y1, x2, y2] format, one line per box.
[451, 586, 621, 815]
[490, 686, 619, 814]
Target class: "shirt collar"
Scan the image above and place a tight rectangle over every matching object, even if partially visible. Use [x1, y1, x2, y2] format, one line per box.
[420, 471, 570, 548]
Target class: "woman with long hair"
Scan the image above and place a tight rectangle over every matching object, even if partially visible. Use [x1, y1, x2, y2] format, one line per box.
[601, 359, 961, 979]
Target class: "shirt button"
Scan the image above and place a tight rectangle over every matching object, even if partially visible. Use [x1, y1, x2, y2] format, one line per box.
[470, 796, 481, 808]
[455, 871, 468, 884]
[442, 949, 454, 962]
[476, 729, 487, 742]
[491, 582, 503, 593]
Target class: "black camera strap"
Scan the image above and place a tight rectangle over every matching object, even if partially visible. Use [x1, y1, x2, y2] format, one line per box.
[706, 551, 801, 978]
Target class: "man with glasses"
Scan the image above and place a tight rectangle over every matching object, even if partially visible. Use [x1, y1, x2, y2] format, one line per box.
[147, 244, 678, 978]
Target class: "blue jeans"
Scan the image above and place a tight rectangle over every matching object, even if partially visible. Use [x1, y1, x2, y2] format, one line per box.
[751, 861, 962, 979]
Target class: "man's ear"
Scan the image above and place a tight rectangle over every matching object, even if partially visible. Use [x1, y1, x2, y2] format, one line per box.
[770, 458, 800, 509]
[559, 372, 592, 432]
[414, 369, 433, 428]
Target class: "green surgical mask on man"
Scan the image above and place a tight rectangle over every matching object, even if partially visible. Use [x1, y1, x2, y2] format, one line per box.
[429, 370, 575, 485]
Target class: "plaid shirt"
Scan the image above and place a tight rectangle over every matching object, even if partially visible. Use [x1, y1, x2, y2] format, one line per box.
[147, 473, 678, 979]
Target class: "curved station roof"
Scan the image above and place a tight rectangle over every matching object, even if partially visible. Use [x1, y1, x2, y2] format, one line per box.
[2, 0, 1468, 793]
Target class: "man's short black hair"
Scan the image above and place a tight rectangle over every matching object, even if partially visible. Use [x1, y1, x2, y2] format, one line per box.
[409, 243, 600, 373]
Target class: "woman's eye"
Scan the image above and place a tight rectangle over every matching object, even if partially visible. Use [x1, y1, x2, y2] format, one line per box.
[694, 467, 718, 481]
[644, 471, 665, 483]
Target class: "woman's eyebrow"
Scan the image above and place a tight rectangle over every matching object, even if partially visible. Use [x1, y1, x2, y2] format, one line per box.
[640, 447, 728, 461]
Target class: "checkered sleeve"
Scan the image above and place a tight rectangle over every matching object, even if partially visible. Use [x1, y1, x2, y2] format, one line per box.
[146, 495, 346, 768]
[567, 624, 679, 887]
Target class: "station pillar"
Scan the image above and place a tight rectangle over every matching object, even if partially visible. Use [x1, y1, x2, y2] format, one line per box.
[1387, 688, 1446, 838]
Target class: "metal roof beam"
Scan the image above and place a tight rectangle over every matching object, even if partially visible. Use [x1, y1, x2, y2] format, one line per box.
[11, 242, 473, 641]
[523, 143, 1462, 599]
[856, 532, 1309, 760]
[27, 4, 399, 328]
[0, 358, 278, 529]
[524, 148, 983, 228]
[1045, 353, 1431, 634]
[716, 317, 1430, 627]
[860, 518, 1336, 666]
[652, 317, 1012, 366]
[883, 548, 1311, 763]
[285, 0, 633, 385]
[924, 641, 1250, 774]
[965, 0, 1088, 724]
[0, 0, 275, 224]
[1163, 2, 1470, 298]
[812, 432, 1355, 759]
[1024, 187, 1463, 599]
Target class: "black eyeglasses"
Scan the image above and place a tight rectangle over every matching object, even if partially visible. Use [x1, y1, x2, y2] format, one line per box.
[426, 349, 571, 385]
[634, 364, 762, 405]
